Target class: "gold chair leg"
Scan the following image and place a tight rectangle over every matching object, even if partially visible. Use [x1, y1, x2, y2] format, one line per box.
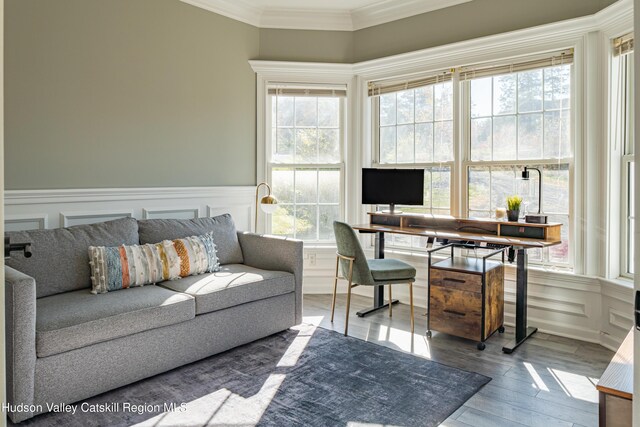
[344, 260, 354, 336]
[409, 282, 414, 333]
[330, 256, 339, 322]
[388, 285, 393, 317]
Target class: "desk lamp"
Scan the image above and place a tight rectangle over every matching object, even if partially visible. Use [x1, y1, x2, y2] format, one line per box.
[255, 182, 278, 232]
[521, 167, 547, 224]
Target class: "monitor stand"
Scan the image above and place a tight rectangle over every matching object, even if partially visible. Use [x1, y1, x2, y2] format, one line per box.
[381, 204, 402, 214]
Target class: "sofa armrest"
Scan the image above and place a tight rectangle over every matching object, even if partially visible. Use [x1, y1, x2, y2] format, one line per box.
[5, 266, 37, 423]
[237, 232, 304, 324]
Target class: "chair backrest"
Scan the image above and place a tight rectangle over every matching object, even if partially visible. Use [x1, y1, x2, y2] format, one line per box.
[333, 221, 375, 286]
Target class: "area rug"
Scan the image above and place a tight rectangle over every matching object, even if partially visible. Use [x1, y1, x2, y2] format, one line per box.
[14, 324, 490, 427]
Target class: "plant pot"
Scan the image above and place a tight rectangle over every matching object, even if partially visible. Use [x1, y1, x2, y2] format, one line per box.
[507, 209, 520, 222]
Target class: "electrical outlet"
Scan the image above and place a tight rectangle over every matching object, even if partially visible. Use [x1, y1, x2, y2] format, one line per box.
[309, 253, 317, 266]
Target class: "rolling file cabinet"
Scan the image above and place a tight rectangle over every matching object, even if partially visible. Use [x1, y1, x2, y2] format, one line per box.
[426, 244, 505, 350]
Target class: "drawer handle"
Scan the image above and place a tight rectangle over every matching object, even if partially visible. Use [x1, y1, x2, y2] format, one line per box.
[443, 309, 466, 317]
[443, 277, 465, 284]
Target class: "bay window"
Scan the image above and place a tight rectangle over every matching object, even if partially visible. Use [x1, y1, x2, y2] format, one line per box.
[370, 50, 574, 266]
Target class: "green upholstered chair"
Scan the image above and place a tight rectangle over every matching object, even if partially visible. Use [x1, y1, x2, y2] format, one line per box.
[331, 221, 417, 335]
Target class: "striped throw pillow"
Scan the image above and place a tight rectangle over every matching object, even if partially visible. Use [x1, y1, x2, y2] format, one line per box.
[88, 232, 220, 294]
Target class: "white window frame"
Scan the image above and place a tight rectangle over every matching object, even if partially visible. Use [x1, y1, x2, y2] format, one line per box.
[371, 79, 456, 217]
[265, 91, 347, 242]
[250, 63, 357, 242]
[368, 58, 575, 268]
[621, 154, 634, 277]
[617, 50, 635, 278]
[461, 66, 575, 268]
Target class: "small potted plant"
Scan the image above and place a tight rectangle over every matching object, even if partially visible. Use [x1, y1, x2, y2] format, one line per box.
[506, 195, 522, 222]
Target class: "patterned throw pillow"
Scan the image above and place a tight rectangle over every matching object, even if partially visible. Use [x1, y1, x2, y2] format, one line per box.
[162, 232, 220, 278]
[88, 232, 220, 294]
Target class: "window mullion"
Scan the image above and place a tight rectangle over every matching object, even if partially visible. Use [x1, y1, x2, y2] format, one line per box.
[458, 77, 470, 217]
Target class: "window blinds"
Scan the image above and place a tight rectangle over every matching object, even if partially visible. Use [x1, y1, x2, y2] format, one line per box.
[613, 33, 634, 57]
[459, 49, 574, 80]
[367, 49, 573, 96]
[267, 85, 347, 97]
[367, 71, 453, 97]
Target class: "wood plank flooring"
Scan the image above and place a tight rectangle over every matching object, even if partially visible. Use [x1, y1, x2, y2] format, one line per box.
[303, 294, 614, 427]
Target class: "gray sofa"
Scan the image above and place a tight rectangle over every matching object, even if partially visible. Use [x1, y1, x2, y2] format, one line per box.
[4, 214, 303, 423]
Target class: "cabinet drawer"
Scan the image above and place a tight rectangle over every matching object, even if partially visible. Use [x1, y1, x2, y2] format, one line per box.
[430, 268, 482, 293]
[429, 285, 482, 341]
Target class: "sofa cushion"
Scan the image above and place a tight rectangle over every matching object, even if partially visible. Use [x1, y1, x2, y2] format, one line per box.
[137, 214, 243, 265]
[6, 217, 140, 298]
[36, 286, 195, 357]
[159, 264, 294, 315]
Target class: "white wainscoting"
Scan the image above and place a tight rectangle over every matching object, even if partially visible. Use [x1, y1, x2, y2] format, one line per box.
[5, 187, 256, 232]
[302, 245, 634, 351]
[4, 187, 633, 351]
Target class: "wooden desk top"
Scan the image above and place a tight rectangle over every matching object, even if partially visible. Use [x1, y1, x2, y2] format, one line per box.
[597, 329, 634, 399]
[352, 223, 561, 249]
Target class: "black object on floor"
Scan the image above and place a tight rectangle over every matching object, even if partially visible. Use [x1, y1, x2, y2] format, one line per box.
[15, 325, 490, 427]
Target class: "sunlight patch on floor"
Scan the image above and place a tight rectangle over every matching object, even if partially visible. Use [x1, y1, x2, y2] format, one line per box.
[302, 315, 326, 326]
[523, 362, 549, 392]
[547, 368, 599, 402]
[375, 324, 431, 358]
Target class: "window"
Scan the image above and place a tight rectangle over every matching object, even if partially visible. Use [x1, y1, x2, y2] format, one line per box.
[371, 76, 454, 248]
[466, 62, 572, 265]
[373, 78, 454, 212]
[369, 51, 574, 266]
[612, 34, 634, 277]
[267, 87, 345, 242]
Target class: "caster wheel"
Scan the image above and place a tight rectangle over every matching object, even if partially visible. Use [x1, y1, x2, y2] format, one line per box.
[498, 326, 505, 333]
[477, 342, 486, 351]
[426, 330, 432, 339]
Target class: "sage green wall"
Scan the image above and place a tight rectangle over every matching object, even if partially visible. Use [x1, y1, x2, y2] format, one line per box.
[259, 29, 353, 64]
[257, 0, 619, 63]
[6, 0, 620, 189]
[5, 0, 259, 189]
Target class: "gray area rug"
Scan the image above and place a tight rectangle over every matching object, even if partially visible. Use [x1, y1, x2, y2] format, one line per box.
[15, 324, 490, 427]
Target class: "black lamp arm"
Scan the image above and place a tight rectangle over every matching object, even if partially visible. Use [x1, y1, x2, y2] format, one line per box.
[523, 167, 542, 215]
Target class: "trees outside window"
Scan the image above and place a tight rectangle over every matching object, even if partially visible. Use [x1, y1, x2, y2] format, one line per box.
[267, 92, 344, 242]
[467, 65, 572, 265]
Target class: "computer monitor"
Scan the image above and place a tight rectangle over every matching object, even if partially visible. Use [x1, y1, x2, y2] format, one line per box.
[362, 168, 424, 213]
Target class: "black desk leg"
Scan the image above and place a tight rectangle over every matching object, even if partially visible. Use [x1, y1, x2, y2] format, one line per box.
[502, 248, 538, 354]
[356, 231, 398, 317]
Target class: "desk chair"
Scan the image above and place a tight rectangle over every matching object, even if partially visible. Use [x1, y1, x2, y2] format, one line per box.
[331, 221, 417, 336]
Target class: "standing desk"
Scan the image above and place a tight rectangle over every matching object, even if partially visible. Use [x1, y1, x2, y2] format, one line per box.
[352, 212, 562, 354]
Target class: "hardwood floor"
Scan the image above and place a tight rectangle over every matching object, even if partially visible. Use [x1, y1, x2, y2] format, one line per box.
[303, 294, 614, 427]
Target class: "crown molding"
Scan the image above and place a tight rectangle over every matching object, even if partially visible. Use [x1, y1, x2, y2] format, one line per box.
[180, 0, 261, 27]
[351, 0, 471, 30]
[259, 9, 353, 31]
[180, 0, 473, 31]
[595, 0, 633, 36]
[249, 0, 632, 79]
